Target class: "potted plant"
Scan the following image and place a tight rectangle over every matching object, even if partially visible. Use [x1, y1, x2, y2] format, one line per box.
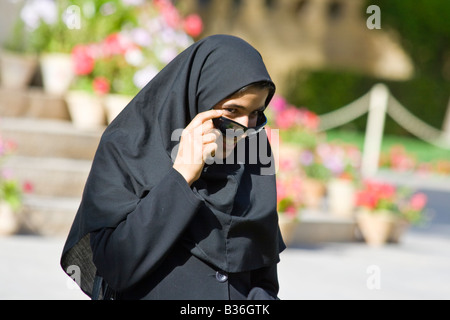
[66, 42, 107, 129]
[66, 0, 201, 127]
[268, 96, 328, 210]
[1, 15, 40, 89]
[324, 142, 362, 218]
[298, 147, 332, 210]
[0, 136, 33, 236]
[355, 180, 428, 246]
[276, 172, 303, 245]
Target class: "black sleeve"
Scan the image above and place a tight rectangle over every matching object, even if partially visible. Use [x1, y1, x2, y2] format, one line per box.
[248, 263, 280, 300]
[89, 167, 202, 292]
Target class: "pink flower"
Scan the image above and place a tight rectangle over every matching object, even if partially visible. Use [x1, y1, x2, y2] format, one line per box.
[299, 150, 314, 166]
[155, 0, 181, 28]
[303, 109, 320, 130]
[183, 14, 203, 38]
[102, 33, 127, 57]
[275, 107, 301, 129]
[279, 158, 295, 171]
[2, 169, 14, 180]
[284, 206, 297, 217]
[410, 193, 427, 211]
[276, 180, 287, 203]
[72, 45, 95, 75]
[270, 95, 287, 113]
[93, 77, 110, 95]
[23, 181, 34, 194]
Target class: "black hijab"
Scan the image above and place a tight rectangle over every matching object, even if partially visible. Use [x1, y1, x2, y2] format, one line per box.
[61, 34, 285, 296]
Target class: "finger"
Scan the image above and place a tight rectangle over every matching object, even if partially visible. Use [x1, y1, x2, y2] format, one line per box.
[203, 142, 218, 160]
[202, 119, 215, 133]
[187, 110, 223, 129]
[210, 128, 222, 137]
[202, 132, 218, 144]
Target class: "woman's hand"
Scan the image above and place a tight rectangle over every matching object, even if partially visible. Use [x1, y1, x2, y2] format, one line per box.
[173, 109, 223, 186]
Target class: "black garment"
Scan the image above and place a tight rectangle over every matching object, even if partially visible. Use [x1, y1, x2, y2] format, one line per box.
[90, 167, 279, 299]
[60, 34, 285, 299]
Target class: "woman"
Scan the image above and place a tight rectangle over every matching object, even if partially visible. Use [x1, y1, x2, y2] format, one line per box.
[61, 34, 285, 300]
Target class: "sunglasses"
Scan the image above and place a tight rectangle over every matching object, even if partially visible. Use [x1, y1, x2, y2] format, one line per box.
[212, 112, 268, 137]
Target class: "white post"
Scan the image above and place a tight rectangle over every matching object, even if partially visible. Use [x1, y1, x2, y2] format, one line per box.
[442, 96, 450, 141]
[361, 84, 389, 178]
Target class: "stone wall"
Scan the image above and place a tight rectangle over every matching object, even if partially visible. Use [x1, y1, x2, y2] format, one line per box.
[182, 0, 413, 92]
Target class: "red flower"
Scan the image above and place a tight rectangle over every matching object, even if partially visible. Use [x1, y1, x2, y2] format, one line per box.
[410, 193, 427, 211]
[72, 45, 95, 75]
[183, 14, 203, 38]
[301, 109, 320, 130]
[23, 181, 34, 194]
[275, 107, 301, 129]
[102, 33, 126, 57]
[93, 77, 110, 95]
[355, 190, 377, 209]
[155, 0, 181, 28]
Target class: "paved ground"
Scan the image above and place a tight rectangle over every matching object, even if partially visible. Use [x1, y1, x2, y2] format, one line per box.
[279, 230, 450, 300]
[1, 227, 449, 300]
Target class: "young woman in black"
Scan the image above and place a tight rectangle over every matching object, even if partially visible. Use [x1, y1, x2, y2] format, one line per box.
[61, 34, 285, 300]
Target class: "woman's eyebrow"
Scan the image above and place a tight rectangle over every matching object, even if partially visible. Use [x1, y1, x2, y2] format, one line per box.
[223, 103, 265, 111]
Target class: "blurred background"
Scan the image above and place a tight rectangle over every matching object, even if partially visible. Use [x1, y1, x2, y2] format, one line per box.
[0, 0, 449, 300]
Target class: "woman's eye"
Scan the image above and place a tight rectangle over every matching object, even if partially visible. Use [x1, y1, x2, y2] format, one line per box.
[223, 108, 237, 114]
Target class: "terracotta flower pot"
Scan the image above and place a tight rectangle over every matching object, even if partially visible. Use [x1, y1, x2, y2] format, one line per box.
[356, 210, 398, 247]
[0, 203, 20, 236]
[303, 178, 326, 210]
[327, 178, 356, 218]
[0, 50, 38, 89]
[278, 214, 299, 246]
[66, 90, 106, 130]
[40, 53, 74, 95]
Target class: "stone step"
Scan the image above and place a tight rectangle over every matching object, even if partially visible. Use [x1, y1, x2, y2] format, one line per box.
[20, 195, 80, 237]
[4, 156, 91, 198]
[0, 117, 103, 160]
[289, 210, 358, 245]
[0, 87, 70, 121]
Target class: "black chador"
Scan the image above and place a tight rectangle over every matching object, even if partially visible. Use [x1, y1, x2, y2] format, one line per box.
[60, 35, 285, 300]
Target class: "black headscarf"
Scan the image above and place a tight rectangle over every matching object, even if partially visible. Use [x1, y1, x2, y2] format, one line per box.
[61, 34, 285, 296]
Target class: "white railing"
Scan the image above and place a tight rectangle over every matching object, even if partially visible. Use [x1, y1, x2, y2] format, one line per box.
[317, 83, 450, 177]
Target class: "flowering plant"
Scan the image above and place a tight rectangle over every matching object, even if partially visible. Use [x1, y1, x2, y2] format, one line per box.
[380, 145, 417, 173]
[380, 145, 450, 177]
[315, 142, 362, 181]
[268, 95, 332, 182]
[70, 0, 202, 95]
[268, 95, 320, 149]
[9, 0, 142, 54]
[276, 176, 303, 220]
[71, 32, 141, 95]
[275, 146, 305, 219]
[355, 180, 428, 225]
[0, 135, 33, 212]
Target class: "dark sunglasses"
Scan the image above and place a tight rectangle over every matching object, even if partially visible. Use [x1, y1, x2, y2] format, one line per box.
[212, 112, 268, 137]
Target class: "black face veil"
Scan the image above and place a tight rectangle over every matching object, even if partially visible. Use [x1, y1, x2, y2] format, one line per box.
[60, 35, 285, 297]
